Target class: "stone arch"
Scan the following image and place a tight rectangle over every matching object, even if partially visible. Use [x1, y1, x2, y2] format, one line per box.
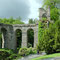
[1, 28, 8, 48]
[15, 29, 22, 49]
[39, 8, 47, 20]
[42, 13, 47, 18]
[27, 28, 34, 47]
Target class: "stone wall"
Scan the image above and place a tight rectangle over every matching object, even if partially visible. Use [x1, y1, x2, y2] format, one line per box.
[13, 24, 38, 49]
[0, 23, 38, 50]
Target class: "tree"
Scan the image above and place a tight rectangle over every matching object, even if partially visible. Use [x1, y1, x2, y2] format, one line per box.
[0, 17, 24, 24]
[43, 0, 60, 21]
[41, 20, 60, 54]
[43, 0, 60, 8]
[29, 19, 34, 24]
[50, 8, 59, 21]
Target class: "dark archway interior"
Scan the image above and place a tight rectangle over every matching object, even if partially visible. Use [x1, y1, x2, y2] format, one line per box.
[42, 13, 47, 18]
[27, 29, 34, 48]
[0, 28, 7, 48]
[16, 29, 22, 49]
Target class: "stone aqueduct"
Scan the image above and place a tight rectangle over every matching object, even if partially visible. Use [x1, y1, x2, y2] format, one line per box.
[0, 7, 50, 50]
[0, 23, 38, 50]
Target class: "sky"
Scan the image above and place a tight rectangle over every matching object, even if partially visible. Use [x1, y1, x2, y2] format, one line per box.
[0, 0, 43, 23]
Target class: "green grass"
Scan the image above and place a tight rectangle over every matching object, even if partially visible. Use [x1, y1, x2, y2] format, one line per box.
[32, 53, 60, 60]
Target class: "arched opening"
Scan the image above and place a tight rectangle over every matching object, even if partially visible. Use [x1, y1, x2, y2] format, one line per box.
[15, 29, 22, 49]
[42, 13, 47, 18]
[0, 28, 7, 48]
[27, 29, 34, 48]
[42, 13, 47, 21]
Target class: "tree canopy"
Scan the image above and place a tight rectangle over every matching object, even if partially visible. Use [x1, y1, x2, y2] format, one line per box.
[43, 0, 60, 21]
[0, 17, 24, 24]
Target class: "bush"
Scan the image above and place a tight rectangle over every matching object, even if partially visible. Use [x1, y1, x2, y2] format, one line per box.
[7, 54, 21, 60]
[0, 48, 21, 60]
[27, 47, 33, 54]
[32, 48, 37, 54]
[0, 49, 14, 60]
[18, 47, 37, 56]
[0, 51, 10, 60]
[19, 48, 29, 56]
[38, 20, 60, 54]
[27, 47, 37, 54]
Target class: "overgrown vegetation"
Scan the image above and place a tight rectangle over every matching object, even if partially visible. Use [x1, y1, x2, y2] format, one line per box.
[0, 17, 24, 24]
[0, 0, 60, 60]
[0, 47, 37, 60]
[0, 49, 21, 60]
[43, 0, 60, 21]
[19, 47, 37, 56]
[37, 0, 60, 55]
[27, 29, 34, 48]
[38, 19, 60, 54]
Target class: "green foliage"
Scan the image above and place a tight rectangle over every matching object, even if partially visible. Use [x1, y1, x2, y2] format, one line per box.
[0, 17, 24, 24]
[0, 49, 13, 60]
[43, 0, 60, 21]
[18, 48, 37, 56]
[29, 19, 35, 24]
[39, 20, 60, 54]
[32, 48, 37, 54]
[0, 49, 21, 60]
[32, 53, 60, 60]
[28, 47, 33, 54]
[7, 54, 21, 60]
[42, 17, 47, 21]
[28, 47, 37, 54]
[19, 48, 30, 56]
[28, 18, 38, 24]
[16, 29, 22, 49]
[50, 8, 59, 21]
[0, 48, 14, 54]
[43, 0, 60, 8]
[27, 29, 34, 48]
[38, 22, 44, 50]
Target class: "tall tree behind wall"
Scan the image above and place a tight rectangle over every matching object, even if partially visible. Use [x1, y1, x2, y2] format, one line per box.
[43, 0, 60, 21]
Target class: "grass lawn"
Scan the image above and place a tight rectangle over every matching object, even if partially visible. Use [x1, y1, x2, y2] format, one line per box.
[32, 53, 60, 60]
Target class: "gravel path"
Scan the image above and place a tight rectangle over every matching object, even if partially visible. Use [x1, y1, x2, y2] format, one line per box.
[18, 52, 60, 60]
[18, 52, 46, 60]
[18, 54, 42, 60]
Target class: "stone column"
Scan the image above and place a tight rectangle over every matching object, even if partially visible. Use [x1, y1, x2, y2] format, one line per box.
[7, 29, 16, 50]
[34, 25, 38, 47]
[22, 29, 27, 48]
